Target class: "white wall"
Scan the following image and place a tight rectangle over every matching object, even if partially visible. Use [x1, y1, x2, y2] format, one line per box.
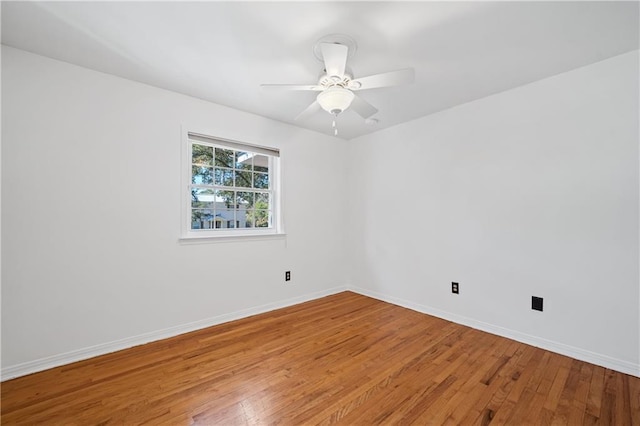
[348, 51, 640, 375]
[3, 45, 639, 379]
[1, 46, 349, 377]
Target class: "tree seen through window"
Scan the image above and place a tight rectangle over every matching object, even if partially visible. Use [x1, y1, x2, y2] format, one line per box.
[190, 143, 272, 230]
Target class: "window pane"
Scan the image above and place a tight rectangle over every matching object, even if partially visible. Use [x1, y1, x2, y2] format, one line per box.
[217, 210, 235, 227]
[254, 210, 270, 227]
[217, 190, 235, 208]
[253, 155, 269, 173]
[192, 166, 213, 184]
[215, 148, 234, 167]
[235, 170, 252, 188]
[241, 214, 254, 228]
[192, 209, 215, 230]
[236, 209, 248, 227]
[246, 209, 270, 228]
[255, 192, 269, 209]
[235, 151, 253, 170]
[191, 188, 216, 208]
[237, 191, 254, 207]
[215, 168, 234, 186]
[192, 144, 213, 166]
[254, 172, 269, 189]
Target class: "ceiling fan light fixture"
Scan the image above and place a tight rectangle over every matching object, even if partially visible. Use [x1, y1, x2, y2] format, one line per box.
[317, 87, 354, 115]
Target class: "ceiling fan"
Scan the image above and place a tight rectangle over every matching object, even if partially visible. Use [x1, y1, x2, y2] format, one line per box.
[261, 34, 414, 134]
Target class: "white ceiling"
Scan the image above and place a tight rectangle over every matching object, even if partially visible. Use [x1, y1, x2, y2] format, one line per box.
[2, 1, 638, 140]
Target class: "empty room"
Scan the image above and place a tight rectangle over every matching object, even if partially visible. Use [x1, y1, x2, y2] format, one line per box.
[1, 1, 639, 424]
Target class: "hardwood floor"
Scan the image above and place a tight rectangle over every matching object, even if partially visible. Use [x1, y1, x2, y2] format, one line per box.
[2, 291, 639, 425]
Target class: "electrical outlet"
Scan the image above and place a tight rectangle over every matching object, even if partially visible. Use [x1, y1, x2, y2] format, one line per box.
[285, 271, 291, 282]
[532, 296, 543, 311]
[452, 282, 459, 294]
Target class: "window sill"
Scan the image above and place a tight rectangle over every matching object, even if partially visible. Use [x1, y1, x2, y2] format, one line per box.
[178, 232, 287, 244]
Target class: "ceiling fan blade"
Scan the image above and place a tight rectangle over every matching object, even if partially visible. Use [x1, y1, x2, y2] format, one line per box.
[351, 68, 415, 90]
[295, 101, 321, 121]
[350, 95, 378, 119]
[261, 84, 323, 91]
[320, 42, 348, 78]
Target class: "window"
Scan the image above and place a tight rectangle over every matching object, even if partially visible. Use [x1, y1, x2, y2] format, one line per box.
[182, 131, 281, 239]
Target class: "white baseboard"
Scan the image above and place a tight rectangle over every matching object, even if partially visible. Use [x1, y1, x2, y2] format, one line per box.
[1, 285, 349, 381]
[348, 285, 640, 378]
[5, 285, 637, 381]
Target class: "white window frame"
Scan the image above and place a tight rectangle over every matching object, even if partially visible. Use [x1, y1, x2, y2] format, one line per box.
[180, 129, 283, 242]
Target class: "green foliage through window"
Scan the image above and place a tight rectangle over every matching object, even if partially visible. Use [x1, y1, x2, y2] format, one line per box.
[189, 142, 274, 231]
